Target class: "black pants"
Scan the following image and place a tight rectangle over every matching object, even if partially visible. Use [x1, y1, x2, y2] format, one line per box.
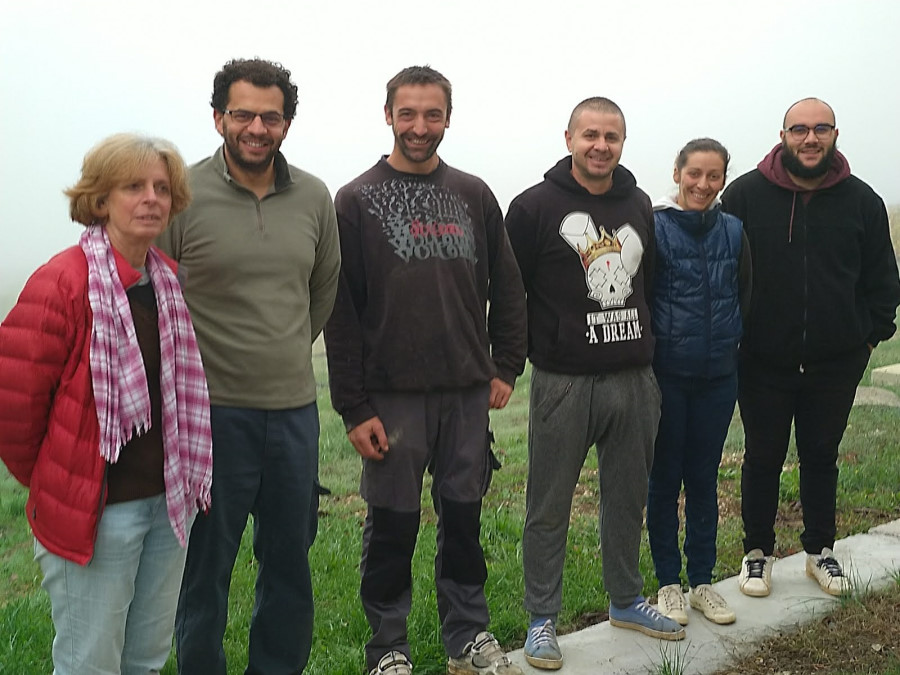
[738, 348, 868, 556]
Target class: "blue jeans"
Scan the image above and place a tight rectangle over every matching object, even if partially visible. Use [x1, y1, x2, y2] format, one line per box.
[647, 372, 737, 588]
[35, 493, 190, 675]
[175, 405, 320, 675]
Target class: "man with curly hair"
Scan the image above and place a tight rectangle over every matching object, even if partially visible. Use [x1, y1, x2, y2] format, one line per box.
[157, 57, 341, 675]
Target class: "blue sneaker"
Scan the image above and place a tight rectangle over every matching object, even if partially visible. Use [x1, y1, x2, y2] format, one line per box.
[524, 618, 563, 670]
[608, 596, 686, 640]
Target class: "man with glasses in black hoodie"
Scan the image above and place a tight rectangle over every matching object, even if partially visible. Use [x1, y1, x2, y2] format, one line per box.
[721, 97, 900, 600]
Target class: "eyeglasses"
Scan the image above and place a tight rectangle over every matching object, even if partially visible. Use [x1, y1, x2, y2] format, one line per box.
[784, 124, 835, 140]
[222, 109, 286, 128]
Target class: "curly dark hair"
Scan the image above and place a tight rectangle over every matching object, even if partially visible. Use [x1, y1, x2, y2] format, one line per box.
[385, 65, 452, 120]
[210, 58, 299, 120]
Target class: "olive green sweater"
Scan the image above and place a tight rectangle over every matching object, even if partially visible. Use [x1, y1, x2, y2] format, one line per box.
[157, 147, 340, 408]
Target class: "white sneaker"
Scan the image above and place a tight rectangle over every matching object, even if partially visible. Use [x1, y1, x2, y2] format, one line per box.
[739, 549, 774, 597]
[689, 584, 736, 624]
[656, 583, 689, 625]
[806, 547, 850, 596]
[447, 631, 523, 674]
[370, 650, 412, 675]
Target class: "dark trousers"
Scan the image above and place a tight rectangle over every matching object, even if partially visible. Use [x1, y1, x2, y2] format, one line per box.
[359, 385, 492, 670]
[647, 371, 737, 588]
[738, 349, 868, 556]
[175, 405, 320, 675]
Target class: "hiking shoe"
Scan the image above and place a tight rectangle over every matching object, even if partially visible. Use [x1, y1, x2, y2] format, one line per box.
[608, 596, 686, 641]
[524, 618, 563, 670]
[739, 548, 774, 597]
[689, 584, 736, 624]
[656, 583, 689, 625]
[806, 547, 850, 596]
[370, 650, 412, 675]
[447, 631, 523, 674]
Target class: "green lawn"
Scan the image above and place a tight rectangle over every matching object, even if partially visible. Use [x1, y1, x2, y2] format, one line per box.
[2, 323, 900, 674]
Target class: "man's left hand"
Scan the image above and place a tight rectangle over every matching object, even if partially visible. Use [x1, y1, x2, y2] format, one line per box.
[489, 377, 513, 410]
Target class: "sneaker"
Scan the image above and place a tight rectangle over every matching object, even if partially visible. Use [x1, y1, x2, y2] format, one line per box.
[608, 596, 686, 641]
[656, 584, 689, 626]
[738, 549, 774, 597]
[369, 650, 412, 675]
[689, 584, 736, 624]
[447, 631, 523, 674]
[524, 618, 563, 670]
[806, 547, 850, 596]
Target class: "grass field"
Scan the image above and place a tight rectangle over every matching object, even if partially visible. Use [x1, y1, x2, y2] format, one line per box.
[2, 213, 900, 672]
[2, 323, 900, 674]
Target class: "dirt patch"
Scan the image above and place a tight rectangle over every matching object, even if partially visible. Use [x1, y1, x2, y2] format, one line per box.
[714, 584, 900, 675]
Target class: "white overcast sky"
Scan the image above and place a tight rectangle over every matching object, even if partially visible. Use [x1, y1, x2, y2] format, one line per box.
[2, 0, 898, 300]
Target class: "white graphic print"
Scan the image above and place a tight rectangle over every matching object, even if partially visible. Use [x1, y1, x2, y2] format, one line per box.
[358, 179, 476, 263]
[559, 211, 643, 308]
[559, 211, 645, 344]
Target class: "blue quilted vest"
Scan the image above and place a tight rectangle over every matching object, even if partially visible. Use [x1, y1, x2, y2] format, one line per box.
[651, 206, 743, 378]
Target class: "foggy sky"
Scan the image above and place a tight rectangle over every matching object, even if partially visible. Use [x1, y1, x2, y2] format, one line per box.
[3, 0, 898, 303]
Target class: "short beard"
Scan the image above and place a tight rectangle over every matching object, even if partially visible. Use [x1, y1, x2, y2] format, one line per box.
[394, 126, 444, 165]
[780, 139, 836, 179]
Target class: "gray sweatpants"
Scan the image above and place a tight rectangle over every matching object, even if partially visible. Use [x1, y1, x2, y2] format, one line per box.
[523, 365, 660, 614]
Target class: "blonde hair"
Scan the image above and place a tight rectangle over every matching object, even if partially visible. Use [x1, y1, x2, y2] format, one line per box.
[65, 133, 191, 226]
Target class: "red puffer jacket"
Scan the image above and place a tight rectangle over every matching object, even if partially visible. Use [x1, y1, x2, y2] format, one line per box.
[0, 244, 176, 565]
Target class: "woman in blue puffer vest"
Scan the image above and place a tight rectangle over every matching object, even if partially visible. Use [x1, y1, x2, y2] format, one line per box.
[647, 138, 751, 628]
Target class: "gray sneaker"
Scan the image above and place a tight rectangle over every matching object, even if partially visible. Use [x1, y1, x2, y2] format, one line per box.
[447, 631, 523, 674]
[524, 618, 563, 670]
[609, 596, 686, 641]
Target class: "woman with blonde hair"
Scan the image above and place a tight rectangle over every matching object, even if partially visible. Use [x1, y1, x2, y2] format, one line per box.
[0, 133, 213, 674]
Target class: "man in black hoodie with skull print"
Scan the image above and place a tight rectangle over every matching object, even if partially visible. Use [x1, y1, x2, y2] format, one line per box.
[721, 97, 900, 600]
[506, 97, 685, 671]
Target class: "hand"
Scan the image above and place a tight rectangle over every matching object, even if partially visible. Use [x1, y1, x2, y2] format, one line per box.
[489, 377, 513, 410]
[347, 416, 389, 461]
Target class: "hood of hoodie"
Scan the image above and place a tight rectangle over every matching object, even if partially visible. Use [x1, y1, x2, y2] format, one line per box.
[756, 143, 851, 244]
[757, 143, 850, 192]
[653, 193, 723, 237]
[545, 156, 638, 199]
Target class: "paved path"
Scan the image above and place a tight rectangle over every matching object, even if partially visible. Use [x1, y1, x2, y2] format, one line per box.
[507, 520, 900, 674]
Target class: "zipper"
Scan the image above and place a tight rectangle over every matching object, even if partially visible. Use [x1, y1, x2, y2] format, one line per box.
[700, 238, 711, 377]
[800, 206, 808, 372]
[88, 464, 110, 564]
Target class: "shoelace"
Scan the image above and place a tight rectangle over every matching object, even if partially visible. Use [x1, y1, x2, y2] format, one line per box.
[471, 632, 511, 666]
[374, 651, 411, 675]
[661, 587, 685, 611]
[528, 620, 557, 648]
[817, 556, 845, 578]
[634, 600, 664, 620]
[745, 557, 766, 578]
[696, 587, 727, 609]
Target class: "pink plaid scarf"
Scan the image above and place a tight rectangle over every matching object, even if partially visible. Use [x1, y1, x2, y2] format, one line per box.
[80, 225, 212, 546]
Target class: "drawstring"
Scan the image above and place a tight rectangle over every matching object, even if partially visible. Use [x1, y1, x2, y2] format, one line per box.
[788, 192, 797, 243]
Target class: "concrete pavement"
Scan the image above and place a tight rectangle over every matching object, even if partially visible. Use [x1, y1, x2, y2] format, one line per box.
[506, 519, 900, 674]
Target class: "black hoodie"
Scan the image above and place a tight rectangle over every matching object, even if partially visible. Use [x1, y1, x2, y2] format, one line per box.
[506, 157, 655, 374]
[721, 145, 900, 369]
